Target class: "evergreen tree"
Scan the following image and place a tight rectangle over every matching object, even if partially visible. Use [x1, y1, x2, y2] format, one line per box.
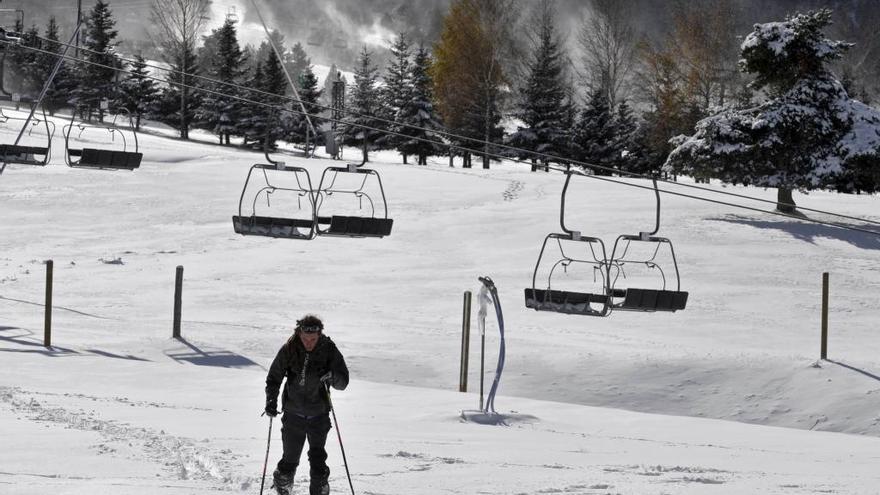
[285, 41, 311, 89]
[573, 88, 618, 175]
[76, 0, 120, 120]
[342, 46, 383, 163]
[666, 10, 880, 212]
[508, 2, 568, 172]
[560, 83, 580, 168]
[40, 17, 72, 115]
[377, 32, 412, 161]
[285, 64, 322, 147]
[13, 25, 42, 96]
[239, 61, 267, 147]
[196, 18, 247, 145]
[116, 54, 159, 131]
[156, 43, 201, 139]
[612, 100, 645, 172]
[397, 45, 444, 165]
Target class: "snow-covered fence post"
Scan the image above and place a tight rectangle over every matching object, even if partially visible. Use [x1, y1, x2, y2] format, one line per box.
[44, 260, 53, 347]
[173, 265, 184, 340]
[460, 291, 472, 392]
[821, 272, 829, 360]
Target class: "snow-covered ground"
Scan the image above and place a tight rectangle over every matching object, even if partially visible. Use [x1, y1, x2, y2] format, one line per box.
[2, 108, 880, 494]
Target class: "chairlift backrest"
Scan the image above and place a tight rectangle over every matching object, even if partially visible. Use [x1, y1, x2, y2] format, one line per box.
[232, 146, 318, 240]
[313, 163, 393, 238]
[524, 172, 688, 316]
[63, 106, 142, 170]
[0, 104, 54, 167]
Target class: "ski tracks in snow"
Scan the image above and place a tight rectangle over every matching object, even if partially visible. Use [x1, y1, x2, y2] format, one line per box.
[0, 386, 256, 491]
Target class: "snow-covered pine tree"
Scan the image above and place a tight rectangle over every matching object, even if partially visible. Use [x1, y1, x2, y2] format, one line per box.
[377, 32, 412, 162]
[76, 0, 120, 120]
[116, 55, 159, 131]
[508, 1, 568, 172]
[196, 17, 247, 145]
[573, 88, 618, 175]
[342, 46, 383, 163]
[397, 45, 444, 165]
[665, 9, 880, 212]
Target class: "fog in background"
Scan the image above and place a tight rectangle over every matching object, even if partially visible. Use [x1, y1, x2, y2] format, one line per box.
[2, 0, 876, 72]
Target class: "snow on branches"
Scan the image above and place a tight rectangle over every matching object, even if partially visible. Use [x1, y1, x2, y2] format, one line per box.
[666, 10, 880, 194]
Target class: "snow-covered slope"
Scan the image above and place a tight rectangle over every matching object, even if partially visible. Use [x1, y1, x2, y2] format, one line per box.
[2, 109, 880, 493]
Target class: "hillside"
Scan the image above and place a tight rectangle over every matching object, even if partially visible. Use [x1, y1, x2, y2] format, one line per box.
[1, 109, 880, 493]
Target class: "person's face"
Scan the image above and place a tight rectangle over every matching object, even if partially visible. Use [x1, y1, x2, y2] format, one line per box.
[299, 330, 320, 351]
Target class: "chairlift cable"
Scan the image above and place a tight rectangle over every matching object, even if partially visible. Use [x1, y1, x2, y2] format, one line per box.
[28, 34, 880, 228]
[27, 35, 880, 227]
[246, 0, 318, 145]
[8, 40, 880, 238]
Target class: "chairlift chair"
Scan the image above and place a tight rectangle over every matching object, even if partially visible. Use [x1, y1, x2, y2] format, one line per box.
[0, 101, 55, 167]
[63, 102, 142, 170]
[606, 178, 688, 313]
[0, 9, 23, 44]
[313, 161, 393, 238]
[232, 149, 318, 240]
[524, 172, 612, 316]
[332, 37, 348, 50]
[306, 28, 323, 47]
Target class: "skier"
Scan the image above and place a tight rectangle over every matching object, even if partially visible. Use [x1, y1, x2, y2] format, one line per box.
[265, 314, 349, 495]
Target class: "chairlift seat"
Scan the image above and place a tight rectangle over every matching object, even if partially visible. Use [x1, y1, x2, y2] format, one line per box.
[617, 288, 688, 312]
[317, 215, 393, 237]
[70, 148, 142, 170]
[0, 144, 49, 165]
[232, 215, 315, 239]
[524, 288, 609, 315]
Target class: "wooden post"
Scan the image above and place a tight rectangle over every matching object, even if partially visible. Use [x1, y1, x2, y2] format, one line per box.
[459, 291, 472, 392]
[44, 260, 53, 347]
[173, 265, 183, 339]
[821, 272, 829, 360]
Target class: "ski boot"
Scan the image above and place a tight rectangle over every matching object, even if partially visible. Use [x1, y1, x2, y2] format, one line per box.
[272, 469, 295, 495]
[310, 478, 329, 495]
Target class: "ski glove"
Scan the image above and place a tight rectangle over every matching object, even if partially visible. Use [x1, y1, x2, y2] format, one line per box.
[265, 399, 278, 417]
[320, 371, 333, 385]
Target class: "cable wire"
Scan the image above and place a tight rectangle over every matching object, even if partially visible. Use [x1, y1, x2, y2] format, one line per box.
[5, 39, 880, 237]
[30, 33, 880, 226]
[34, 32, 880, 228]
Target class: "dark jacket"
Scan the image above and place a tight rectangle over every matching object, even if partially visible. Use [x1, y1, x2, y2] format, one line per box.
[266, 332, 349, 416]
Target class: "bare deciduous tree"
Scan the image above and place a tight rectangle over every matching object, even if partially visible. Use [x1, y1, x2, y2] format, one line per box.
[150, 0, 211, 139]
[579, 0, 636, 111]
[669, 0, 743, 111]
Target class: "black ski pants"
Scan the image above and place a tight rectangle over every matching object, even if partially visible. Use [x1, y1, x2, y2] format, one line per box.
[277, 412, 332, 484]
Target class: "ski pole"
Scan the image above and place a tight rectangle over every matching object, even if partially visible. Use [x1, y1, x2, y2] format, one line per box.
[325, 383, 356, 495]
[259, 415, 274, 495]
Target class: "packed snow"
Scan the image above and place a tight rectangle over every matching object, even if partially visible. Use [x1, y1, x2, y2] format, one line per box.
[2, 108, 880, 494]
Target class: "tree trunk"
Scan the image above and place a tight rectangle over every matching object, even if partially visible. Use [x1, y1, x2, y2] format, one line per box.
[403, 154, 408, 164]
[777, 187, 797, 214]
[180, 86, 186, 139]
